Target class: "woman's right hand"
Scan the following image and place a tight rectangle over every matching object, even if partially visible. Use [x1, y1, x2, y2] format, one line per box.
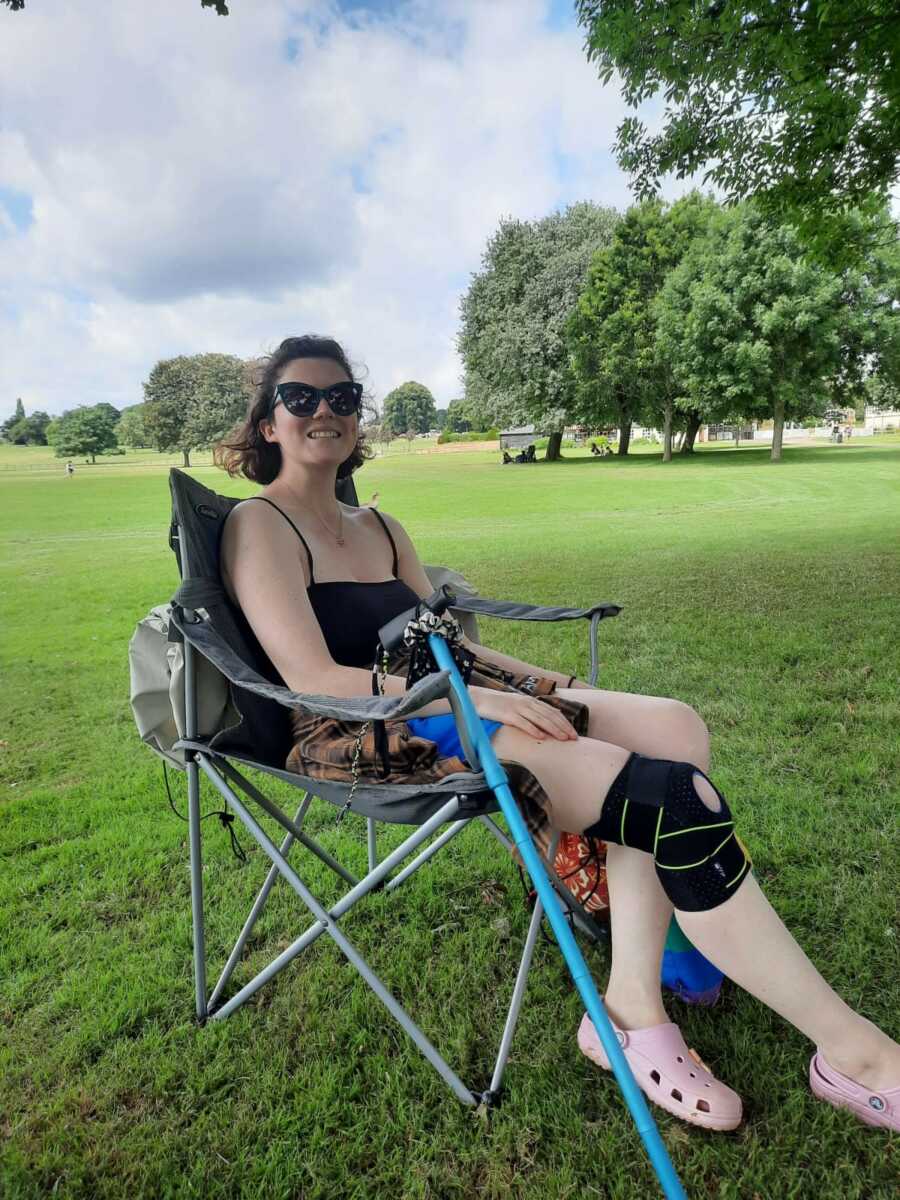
[470, 687, 578, 742]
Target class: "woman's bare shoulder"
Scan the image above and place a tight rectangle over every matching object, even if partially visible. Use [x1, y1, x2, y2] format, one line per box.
[222, 495, 295, 543]
[370, 507, 409, 538]
[221, 496, 309, 590]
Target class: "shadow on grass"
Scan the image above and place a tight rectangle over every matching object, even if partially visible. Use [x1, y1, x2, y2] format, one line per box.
[542, 442, 900, 470]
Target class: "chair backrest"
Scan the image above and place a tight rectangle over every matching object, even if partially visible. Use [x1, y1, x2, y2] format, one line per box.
[168, 468, 481, 770]
[167, 469, 367, 767]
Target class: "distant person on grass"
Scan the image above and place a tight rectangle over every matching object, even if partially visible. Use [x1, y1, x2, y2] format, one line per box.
[214, 334, 900, 1134]
[65, 460, 75, 477]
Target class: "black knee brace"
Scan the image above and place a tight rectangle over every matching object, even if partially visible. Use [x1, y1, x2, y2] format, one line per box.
[585, 752, 752, 912]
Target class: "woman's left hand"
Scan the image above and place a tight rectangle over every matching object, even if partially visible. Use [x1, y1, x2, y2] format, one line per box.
[470, 687, 579, 742]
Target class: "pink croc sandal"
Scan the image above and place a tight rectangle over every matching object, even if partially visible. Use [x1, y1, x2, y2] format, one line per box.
[810, 1051, 900, 1131]
[578, 1011, 743, 1131]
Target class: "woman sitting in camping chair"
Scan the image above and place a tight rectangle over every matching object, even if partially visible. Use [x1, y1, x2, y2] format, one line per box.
[214, 334, 899, 1134]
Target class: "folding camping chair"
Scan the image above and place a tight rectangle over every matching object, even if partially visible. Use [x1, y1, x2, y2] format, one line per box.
[167, 467, 622, 1107]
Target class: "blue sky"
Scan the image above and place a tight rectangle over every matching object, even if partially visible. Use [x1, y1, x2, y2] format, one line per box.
[0, 0, 691, 419]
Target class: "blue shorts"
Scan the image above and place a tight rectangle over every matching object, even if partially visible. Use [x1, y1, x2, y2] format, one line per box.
[406, 713, 502, 767]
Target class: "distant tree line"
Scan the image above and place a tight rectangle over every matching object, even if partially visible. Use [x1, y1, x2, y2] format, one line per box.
[2, 353, 248, 466]
[0, 398, 50, 445]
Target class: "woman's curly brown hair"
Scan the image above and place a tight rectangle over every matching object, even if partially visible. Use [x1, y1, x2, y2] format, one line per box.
[214, 335, 375, 483]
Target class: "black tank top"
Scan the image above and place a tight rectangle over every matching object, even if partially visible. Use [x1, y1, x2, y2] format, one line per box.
[243, 496, 421, 669]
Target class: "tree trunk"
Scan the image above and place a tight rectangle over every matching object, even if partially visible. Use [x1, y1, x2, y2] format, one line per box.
[771, 397, 785, 462]
[617, 419, 631, 456]
[662, 399, 673, 462]
[90, 453, 96, 463]
[681, 412, 702, 454]
[734, 428, 740, 448]
[545, 430, 563, 461]
[182, 448, 191, 467]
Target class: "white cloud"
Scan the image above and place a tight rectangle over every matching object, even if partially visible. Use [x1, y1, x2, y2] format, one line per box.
[0, 0, 692, 417]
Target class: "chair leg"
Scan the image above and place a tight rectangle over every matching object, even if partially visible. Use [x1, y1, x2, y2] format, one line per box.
[486, 832, 559, 1099]
[384, 817, 470, 892]
[186, 755, 208, 1022]
[216, 759, 359, 887]
[209, 795, 311, 1013]
[487, 892, 545, 1100]
[198, 760, 477, 1105]
[367, 817, 378, 872]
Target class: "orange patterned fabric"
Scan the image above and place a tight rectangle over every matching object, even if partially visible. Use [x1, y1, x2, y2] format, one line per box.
[520, 826, 610, 914]
[551, 831, 609, 913]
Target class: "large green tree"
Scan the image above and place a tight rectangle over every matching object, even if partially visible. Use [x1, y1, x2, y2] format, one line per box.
[827, 206, 900, 404]
[143, 357, 202, 466]
[189, 354, 248, 447]
[2, 400, 51, 445]
[458, 202, 620, 459]
[654, 204, 853, 461]
[382, 382, 437, 435]
[444, 397, 476, 433]
[49, 404, 120, 462]
[576, 1, 900, 265]
[115, 404, 150, 449]
[7, 410, 51, 445]
[143, 353, 246, 466]
[1, 398, 26, 441]
[567, 192, 719, 459]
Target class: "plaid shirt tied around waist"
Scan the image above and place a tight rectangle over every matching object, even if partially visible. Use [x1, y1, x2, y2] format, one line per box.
[285, 649, 591, 844]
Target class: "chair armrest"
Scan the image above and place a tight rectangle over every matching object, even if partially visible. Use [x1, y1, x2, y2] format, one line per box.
[449, 596, 622, 623]
[170, 606, 451, 723]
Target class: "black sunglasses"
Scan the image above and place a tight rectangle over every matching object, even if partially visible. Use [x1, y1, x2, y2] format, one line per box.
[271, 381, 363, 418]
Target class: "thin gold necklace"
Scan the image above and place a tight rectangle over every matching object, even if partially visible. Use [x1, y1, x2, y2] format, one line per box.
[313, 504, 345, 546]
[282, 483, 346, 546]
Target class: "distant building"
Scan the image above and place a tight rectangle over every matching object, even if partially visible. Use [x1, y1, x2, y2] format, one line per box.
[499, 424, 539, 450]
[865, 405, 900, 432]
[706, 422, 755, 441]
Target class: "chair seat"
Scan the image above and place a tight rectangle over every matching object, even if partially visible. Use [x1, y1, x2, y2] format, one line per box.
[177, 738, 499, 826]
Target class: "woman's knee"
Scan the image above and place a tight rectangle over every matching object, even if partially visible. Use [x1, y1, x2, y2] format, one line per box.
[580, 691, 710, 769]
[657, 699, 710, 768]
[492, 728, 631, 832]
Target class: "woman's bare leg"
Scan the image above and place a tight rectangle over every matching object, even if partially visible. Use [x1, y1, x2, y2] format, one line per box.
[492, 726, 900, 1091]
[552, 689, 712, 1030]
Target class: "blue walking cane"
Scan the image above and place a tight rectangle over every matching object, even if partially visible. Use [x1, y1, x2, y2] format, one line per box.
[388, 587, 688, 1200]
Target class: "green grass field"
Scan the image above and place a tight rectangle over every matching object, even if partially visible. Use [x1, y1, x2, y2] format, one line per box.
[2, 438, 898, 1199]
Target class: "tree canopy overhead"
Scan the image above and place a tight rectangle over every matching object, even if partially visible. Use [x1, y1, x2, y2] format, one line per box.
[575, 1, 900, 264]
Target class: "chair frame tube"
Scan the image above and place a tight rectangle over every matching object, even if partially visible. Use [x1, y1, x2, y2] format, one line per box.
[192, 750, 579, 1112]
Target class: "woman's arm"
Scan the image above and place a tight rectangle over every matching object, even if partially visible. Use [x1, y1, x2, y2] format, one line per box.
[458, 638, 593, 690]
